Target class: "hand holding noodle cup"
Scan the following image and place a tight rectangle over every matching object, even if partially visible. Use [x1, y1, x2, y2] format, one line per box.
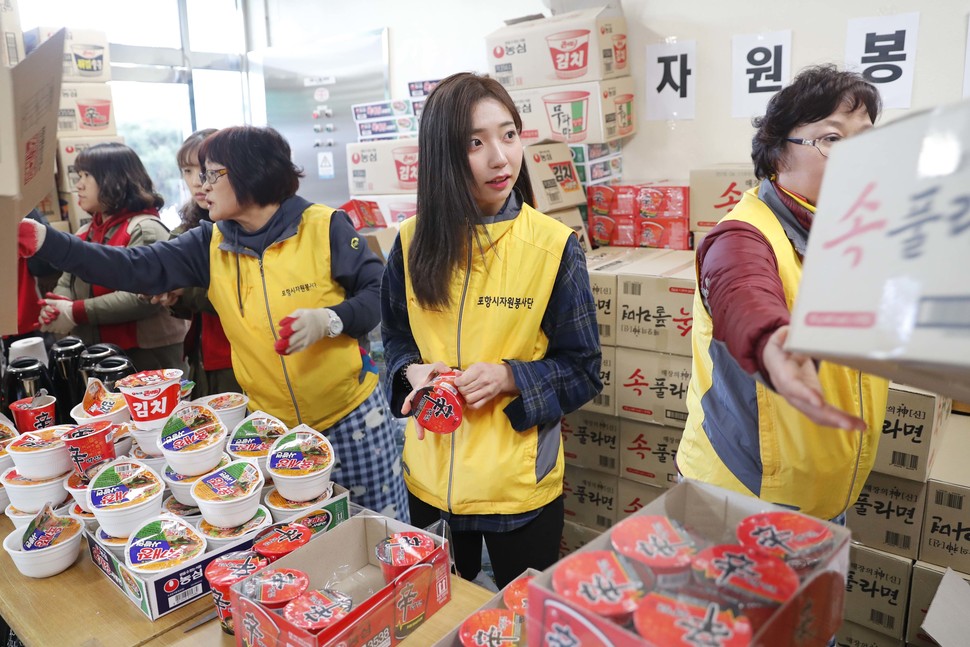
[375, 531, 437, 583]
[116, 369, 183, 430]
[9, 394, 57, 433]
[205, 550, 271, 634]
[412, 371, 464, 434]
[266, 426, 334, 502]
[61, 421, 118, 479]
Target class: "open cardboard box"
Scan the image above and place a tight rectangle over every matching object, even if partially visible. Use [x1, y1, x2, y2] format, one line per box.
[85, 485, 350, 620]
[229, 512, 451, 646]
[526, 479, 852, 646]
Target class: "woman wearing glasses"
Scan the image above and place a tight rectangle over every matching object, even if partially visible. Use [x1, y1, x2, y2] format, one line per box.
[38, 142, 188, 370]
[676, 65, 890, 522]
[19, 126, 408, 520]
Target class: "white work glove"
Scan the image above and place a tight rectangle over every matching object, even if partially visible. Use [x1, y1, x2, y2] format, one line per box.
[18, 219, 47, 258]
[39, 295, 78, 335]
[274, 308, 339, 355]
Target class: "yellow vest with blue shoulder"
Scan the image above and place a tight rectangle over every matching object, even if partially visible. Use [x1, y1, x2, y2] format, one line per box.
[678, 186, 888, 520]
[399, 203, 572, 515]
[206, 203, 376, 430]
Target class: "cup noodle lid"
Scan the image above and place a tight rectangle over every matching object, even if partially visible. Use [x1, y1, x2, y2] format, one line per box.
[8, 427, 68, 453]
[198, 505, 272, 542]
[201, 392, 247, 411]
[163, 453, 232, 484]
[81, 378, 126, 416]
[190, 460, 263, 503]
[459, 608, 524, 647]
[551, 550, 652, 621]
[1, 467, 68, 487]
[735, 511, 835, 571]
[240, 567, 310, 608]
[283, 588, 354, 632]
[503, 575, 533, 615]
[205, 550, 271, 588]
[116, 369, 183, 391]
[266, 427, 334, 477]
[21, 502, 82, 551]
[375, 531, 437, 569]
[159, 403, 226, 453]
[126, 515, 207, 572]
[87, 460, 163, 511]
[227, 412, 288, 458]
[610, 515, 698, 575]
[252, 522, 313, 562]
[632, 591, 753, 646]
[691, 544, 800, 606]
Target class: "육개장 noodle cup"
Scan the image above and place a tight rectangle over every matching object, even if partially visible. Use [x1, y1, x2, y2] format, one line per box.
[205, 550, 271, 634]
[162, 453, 232, 506]
[115, 369, 183, 431]
[225, 412, 288, 480]
[195, 392, 250, 431]
[125, 515, 207, 574]
[158, 403, 227, 476]
[266, 426, 334, 502]
[86, 459, 164, 538]
[190, 460, 264, 528]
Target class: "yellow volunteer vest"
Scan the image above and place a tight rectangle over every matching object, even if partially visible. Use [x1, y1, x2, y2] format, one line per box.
[399, 204, 572, 515]
[679, 187, 888, 520]
[206, 204, 376, 430]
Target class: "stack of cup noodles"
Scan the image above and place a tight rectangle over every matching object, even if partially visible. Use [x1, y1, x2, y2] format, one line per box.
[3, 426, 75, 526]
[190, 459, 268, 548]
[85, 459, 165, 551]
[225, 412, 288, 480]
[262, 425, 337, 521]
[541, 509, 841, 645]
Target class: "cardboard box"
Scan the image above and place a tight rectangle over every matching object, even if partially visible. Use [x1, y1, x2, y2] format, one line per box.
[689, 164, 759, 232]
[561, 409, 619, 475]
[351, 99, 413, 122]
[547, 206, 591, 252]
[0, 0, 24, 67]
[581, 344, 615, 415]
[906, 561, 970, 647]
[787, 100, 970, 403]
[616, 476, 664, 522]
[618, 418, 682, 489]
[34, 184, 61, 222]
[59, 82, 117, 136]
[845, 543, 912, 640]
[87, 485, 350, 620]
[0, 30, 64, 335]
[339, 198, 387, 230]
[347, 140, 419, 196]
[559, 520, 601, 559]
[510, 75, 636, 145]
[919, 413, 970, 572]
[570, 141, 621, 165]
[524, 140, 586, 213]
[875, 383, 952, 483]
[527, 479, 853, 647]
[587, 247, 663, 345]
[360, 224, 400, 262]
[356, 115, 419, 140]
[55, 135, 125, 191]
[616, 251, 696, 356]
[616, 348, 692, 427]
[847, 470, 927, 560]
[486, 8, 627, 91]
[692, 230, 708, 250]
[835, 621, 905, 647]
[24, 26, 111, 82]
[562, 465, 618, 530]
[229, 512, 451, 646]
[59, 191, 93, 232]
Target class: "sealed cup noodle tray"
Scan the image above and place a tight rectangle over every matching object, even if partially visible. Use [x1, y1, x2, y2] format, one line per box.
[431, 569, 540, 647]
[229, 513, 451, 646]
[786, 99, 970, 403]
[190, 459, 265, 529]
[3, 503, 85, 579]
[125, 515, 207, 574]
[158, 402, 227, 476]
[86, 459, 164, 538]
[85, 483, 351, 621]
[226, 410, 289, 478]
[266, 425, 335, 502]
[524, 479, 852, 647]
[115, 369, 183, 430]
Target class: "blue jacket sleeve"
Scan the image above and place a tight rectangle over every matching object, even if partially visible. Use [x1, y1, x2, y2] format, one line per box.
[327, 211, 384, 339]
[379, 233, 422, 416]
[35, 221, 212, 293]
[503, 235, 603, 431]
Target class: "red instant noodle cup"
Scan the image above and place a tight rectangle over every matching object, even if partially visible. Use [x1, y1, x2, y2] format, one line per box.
[503, 575, 533, 616]
[240, 567, 310, 610]
[204, 550, 270, 634]
[252, 522, 313, 563]
[611, 515, 697, 590]
[412, 371, 464, 434]
[551, 550, 653, 625]
[61, 421, 118, 479]
[10, 395, 57, 433]
[116, 369, 182, 430]
[633, 591, 753, 646]
[459, 608, 525, 647]
[736, 511, 835, 573]
[375, 531, 437, 583]
[284, 588, 353, 634]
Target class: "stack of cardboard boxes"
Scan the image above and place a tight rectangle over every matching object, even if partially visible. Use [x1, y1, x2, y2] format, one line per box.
[25, 26, 119, 233]
[522, 140, 591, 251]
[688, 164, 759, 250]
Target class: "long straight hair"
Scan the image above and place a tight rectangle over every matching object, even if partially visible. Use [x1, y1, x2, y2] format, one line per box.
[176, 128, 217, 230]
[409, 72, 534, 309]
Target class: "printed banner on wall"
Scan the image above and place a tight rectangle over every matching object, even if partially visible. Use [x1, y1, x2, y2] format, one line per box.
[731, 30, 792, 118]
[845, 12, 920, 109]
[645, 40, 696, 121]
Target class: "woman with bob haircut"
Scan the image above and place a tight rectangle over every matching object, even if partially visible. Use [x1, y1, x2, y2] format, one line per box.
[380, 72, 602, 588]
[677, 64, 890, 522]
[20, 126, 408, 519]
[39, 142, 188, 370]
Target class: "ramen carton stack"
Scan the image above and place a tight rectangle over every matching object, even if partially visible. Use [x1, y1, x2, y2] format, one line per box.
[25, 26, 119, 232]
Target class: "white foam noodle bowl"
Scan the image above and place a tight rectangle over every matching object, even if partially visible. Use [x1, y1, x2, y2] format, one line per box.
[0, 466, 72, 514]
[225, 411, 288, 480]
[158, 402, 227, 476]
[3, 506, 84, 578]
[266, 425, 335, 502]
[162, 453, 232, 506]
[86, 459, 164, 538]
[7, 427, 73, 480]
[190, 459, 264, 528]
[195, 392, 250, 432]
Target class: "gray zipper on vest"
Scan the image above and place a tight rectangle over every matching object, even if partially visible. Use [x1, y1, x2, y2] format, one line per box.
[259, 255, 303, 426]
[446, 244, 473, 514]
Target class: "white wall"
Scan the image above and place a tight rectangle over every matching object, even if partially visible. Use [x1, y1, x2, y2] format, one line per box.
[265, 0, 970, 180]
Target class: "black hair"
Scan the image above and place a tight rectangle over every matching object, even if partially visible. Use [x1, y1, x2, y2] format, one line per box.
[74, 142, 164, 214]
[409, 72, 534, 309]
[751, 64, 881, 179]
[176, 128, 217, 230]
[198, 126, 304, 207]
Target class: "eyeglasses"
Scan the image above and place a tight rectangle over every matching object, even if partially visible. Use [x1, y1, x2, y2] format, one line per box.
[199, 168, 229, 185]
[785, 135, 842, 158]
